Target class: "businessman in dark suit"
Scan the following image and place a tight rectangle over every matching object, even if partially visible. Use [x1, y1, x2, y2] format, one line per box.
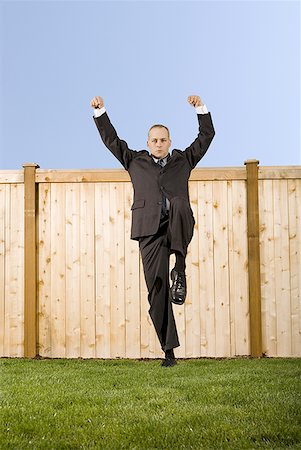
[91, 95, 215, 366]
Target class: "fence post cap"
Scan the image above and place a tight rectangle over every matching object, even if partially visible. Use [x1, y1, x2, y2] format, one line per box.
[22, 163, 40, 168]
[244, 159, 259, 165]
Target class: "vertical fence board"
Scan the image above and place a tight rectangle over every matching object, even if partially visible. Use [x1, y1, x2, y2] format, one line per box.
[296, 180, 301, 356]
[116, 184, 126, 357]
[0, 184, 6, 355]
[95, 183, 104, 357]
[273, 180, 291, 356]
[228, 180, 235, 356]
[124, 183, 141, 358]
[38, 183, 52, 357]
[80, 183, 96, 358]
[2, 184, 24, 357]
[50, 183, 66, 357]
[4, 185, 10, 356]
[11, 184, 24, 357]
[186, 181, 201, 357]
[109, 183, 126, 357]
[65, 183, 81, 358]
[230, 180, 250, 355]
[288, 179, 301, 356]
[198, 181, 215, 356]
[213, 181, 231, 357]
[259, 179, 277, 356]
[95, 183, 111, 358]
[298, 180, 301, 356]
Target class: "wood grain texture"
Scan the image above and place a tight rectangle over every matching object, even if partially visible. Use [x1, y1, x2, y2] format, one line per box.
[1, 165, 300, 358]
[245, 161, 262, 357]
[198, 181, 215, 356]
[1, 184, 24, 356]
[50, 183, 66, 357]
[38, 183, 52, 357]
[213, 181, 231, 357]
[65, 183, 81, 358]
[23, 164, 38, 357]
[288, 179, 301, 356]
[11, 184, 24, 357]
[229, 180, 250, 356]
[80, 183, 96, 358]
[273, 180, 291, 356]
[259, 179, 277, 356]
[0, 185, 5, 356]
[186, 181, 200, 358]
[95, 183, 111, 358]
[124, 183, 141, 358]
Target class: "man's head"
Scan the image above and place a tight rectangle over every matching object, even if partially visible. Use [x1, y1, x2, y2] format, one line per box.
[147, 124, 171, 159]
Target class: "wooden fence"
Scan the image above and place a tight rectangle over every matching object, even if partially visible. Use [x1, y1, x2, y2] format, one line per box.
[0, 161, 300, 359]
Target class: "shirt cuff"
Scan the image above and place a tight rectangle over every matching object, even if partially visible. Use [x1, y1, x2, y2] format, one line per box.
[94, 106, 106, 118]
[94, 105, 207, 117]
[195, 104, 208, 114]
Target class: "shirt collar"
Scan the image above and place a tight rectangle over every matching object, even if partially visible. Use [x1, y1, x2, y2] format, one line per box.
[151, 154, 170, 164]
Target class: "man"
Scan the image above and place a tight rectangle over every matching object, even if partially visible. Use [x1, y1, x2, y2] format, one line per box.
[90, 95, 215, 366]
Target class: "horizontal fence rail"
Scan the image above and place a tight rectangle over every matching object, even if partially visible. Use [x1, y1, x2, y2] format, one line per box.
[0, 162, 300, 358]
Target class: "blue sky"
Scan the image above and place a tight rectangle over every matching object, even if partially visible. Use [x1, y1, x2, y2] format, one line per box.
[0, 0, 300, 170]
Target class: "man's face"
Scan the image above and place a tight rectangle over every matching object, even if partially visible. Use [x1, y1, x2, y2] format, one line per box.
[147, 127, 171, 159]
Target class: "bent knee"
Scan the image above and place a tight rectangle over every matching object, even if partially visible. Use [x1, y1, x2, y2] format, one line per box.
[170, 196, 192, 212]
[171, 196, 189, 207]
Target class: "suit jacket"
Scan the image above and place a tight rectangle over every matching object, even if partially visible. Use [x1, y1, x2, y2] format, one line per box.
[94, 111, 215, 240]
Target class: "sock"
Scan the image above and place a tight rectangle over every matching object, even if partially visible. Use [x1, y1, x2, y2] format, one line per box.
[165, 349, 175, 359]
[174, 252, 185, 272]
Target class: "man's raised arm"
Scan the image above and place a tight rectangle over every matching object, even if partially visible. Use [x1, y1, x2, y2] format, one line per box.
[90, 96, 137, 170]
[184, 94, 215, 169]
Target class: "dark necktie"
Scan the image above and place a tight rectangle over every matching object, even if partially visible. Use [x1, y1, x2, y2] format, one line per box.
[158, 158, 168, 218]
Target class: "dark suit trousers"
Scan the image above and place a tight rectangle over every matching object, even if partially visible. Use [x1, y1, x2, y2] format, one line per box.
[138, 197, 195, 352]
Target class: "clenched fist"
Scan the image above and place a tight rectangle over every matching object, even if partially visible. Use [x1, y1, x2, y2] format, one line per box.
[90, 96, 104, 109]
[187, 95, 203, 108]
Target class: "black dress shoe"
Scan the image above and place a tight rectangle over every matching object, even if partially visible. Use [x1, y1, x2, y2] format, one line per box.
[161, 357, 177, 367]
[161, 349, 176, 367]
[170, 268, 187, 305]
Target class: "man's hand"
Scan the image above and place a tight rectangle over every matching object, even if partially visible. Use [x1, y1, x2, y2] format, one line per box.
[187, 95, 203, 108]
[90, 96, 104, 109]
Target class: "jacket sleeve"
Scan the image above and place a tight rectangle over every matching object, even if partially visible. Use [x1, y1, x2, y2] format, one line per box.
[183, 112, 215, 169]
[93, 112, 138, 170]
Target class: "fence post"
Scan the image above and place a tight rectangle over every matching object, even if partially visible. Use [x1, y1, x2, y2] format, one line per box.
[244, 159, 263, 357]
[23, 163, 39, 358]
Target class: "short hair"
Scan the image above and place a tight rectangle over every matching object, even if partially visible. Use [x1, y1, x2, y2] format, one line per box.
[148, 124, 170, 139]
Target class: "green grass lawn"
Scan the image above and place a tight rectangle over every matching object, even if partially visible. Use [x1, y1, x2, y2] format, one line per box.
[1, 357, 300, 449]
